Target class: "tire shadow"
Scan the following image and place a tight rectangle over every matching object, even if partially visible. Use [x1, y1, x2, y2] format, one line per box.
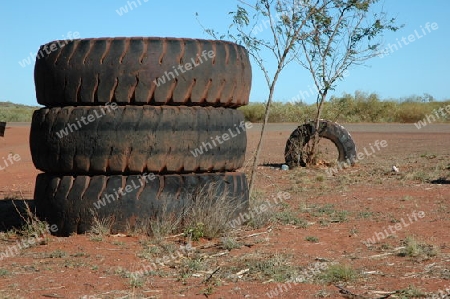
[0, 200, 35, 231]
[0, 121, 6, 137]
[430, 179, 450, 185]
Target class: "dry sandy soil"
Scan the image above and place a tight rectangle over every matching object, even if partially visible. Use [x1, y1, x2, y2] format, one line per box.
[0, 122, 449, 299]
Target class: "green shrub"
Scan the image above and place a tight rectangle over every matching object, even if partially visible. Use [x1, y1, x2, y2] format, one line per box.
[239, 93, 450, 123]
[317, 263, 357, 283]
[238, 104, 266, 122]
[0, 101, 39, 122]
[396, 102, 431, 123]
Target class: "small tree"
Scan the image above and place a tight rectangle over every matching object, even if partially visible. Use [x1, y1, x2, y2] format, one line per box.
[199, 0, 400, 195]
[296, 0, 401, 164]
[199, 0, 326, 195]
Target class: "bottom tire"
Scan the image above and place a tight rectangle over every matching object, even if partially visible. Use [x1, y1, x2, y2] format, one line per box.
[285, 119, 356, 168]
[34, 172, 248, 236]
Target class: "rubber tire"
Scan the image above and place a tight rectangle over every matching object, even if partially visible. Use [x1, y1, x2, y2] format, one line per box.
[34, 172, 249, 236]
[0, 122, 5, 137]
[285, 120, 356, 168]
[34, 37, 252, 107]
[30, 106, 247, 175]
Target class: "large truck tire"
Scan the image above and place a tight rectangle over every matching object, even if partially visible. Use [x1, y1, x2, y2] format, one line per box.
[30, 106, 248, 175]
[34, 37, 252, 107]
[34, 172, 249, 236]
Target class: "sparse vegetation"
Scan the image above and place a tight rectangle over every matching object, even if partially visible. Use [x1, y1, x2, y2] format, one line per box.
[246, 192, 276, 229]
[275, 210, 308, 228]
[247, 253, 297, 282]
[317, 263, 358, 283]
[399, 236, 439, 259]
[221, 236, 241, 250]
[47, 249, 67, 258]
[357, 210, 374, 219]
[0, 269, 9, 277]
[306, 203, 349, 223]
[0, 101, 38, 122]
[88, 213, 114, 241]
[148, 203, 184, 239]
[182, 182, 243, 239]
[239, 94, 450, 123]
[305, 236, 319, 243]
[183, 222, 205, 241]
[129, 275, 145, 288]
[396, 285, 427, 298]
[178, 255, 206, 281]
[314, 289, 332, 298]
[8, 201, 52, 246]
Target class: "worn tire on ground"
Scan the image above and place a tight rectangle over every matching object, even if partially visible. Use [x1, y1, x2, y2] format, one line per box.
[285, 119, 356, 168]
[30, 106, 247, 175]
[34, 37, 251, 107]
[34, 172, 249, 236]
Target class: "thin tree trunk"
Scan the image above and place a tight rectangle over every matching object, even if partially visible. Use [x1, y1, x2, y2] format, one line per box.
[248, 75, 280, 197]
[309, 92, 327, 165]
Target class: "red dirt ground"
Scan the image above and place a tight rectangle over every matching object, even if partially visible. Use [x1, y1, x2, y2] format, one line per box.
[0, 122, 449, 299]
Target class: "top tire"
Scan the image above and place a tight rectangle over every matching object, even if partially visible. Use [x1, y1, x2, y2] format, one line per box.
[34, 37, 252, 107]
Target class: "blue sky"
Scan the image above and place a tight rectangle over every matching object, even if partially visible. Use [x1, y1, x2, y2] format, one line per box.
[1, 1, 448, 106]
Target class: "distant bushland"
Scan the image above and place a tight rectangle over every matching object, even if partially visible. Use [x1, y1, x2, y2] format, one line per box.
[239, 92, 450, 123]
[1, 93, 449, 124]
[0, 101, 40, 122]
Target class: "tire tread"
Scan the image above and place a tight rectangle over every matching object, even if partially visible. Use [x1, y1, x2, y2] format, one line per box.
[35, 38, 251, 107]
[30, 106, 247, 174]
[34, 172, 249, 236]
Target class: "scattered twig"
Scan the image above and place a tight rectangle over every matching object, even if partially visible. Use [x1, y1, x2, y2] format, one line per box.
[336, 285, 369, 299]
[31, 286, 66, 292]
[236, 231, 269, 241]
[95, 247, 122, 251]
[362, 270, 383, 275]
[235, 268, 250, 278]
[199, 230, 271, 250]
[371, 291, 397, 296]
[366, 247, 405, 259]
[202, 267, 221, 284]
[110, 233, 127, 237]
[199, 242, 219, 249]
[209, 251, 229, 258]
[336, 285, 396, 299]
[164, 233, 184, 239]
[11, 197, 29, 225]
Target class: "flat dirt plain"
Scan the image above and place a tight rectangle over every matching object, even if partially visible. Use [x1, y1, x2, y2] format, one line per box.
[0, 122, 449, 299]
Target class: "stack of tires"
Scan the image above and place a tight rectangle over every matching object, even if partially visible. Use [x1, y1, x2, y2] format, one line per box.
[30, 37, 252, 236]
